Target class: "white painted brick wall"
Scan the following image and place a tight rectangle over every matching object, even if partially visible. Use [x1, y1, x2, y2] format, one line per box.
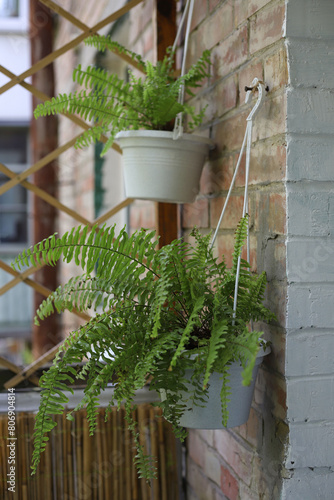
[287, 39, 334, 89]
[287, 185, 334, 237]
[281, 468, 334, 500]
[287, 284, 334, 329]
[287, 377, 334, 422]
[287, 239, 334, 282]
[287, 89, 334, 134]
[285, 0, 334, 497]
[286, 422, 334, 468]
[286, 0, 334, 39]
[287, 137, 334, 182]
[286, 329, 334, 377]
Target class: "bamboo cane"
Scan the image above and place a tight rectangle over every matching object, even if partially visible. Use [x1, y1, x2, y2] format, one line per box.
[66, 413, 74, 500]
[56, 414, 63, 498]
[99, 410, 109, 500]
[75, 410, 82, 498]
[26, 414, 33, 499]
[123, 409, 132, 500]
[82, 415, 92, 499]
[61, 413, 68, 498]
[131, 408, 138, 500]
[16, 413, 24, 497]
[44, 424, 52, 500]
[92, 414, 98, 500]
[29, 414, 39, 500]
[107, 407, 114, 499]
[112, 407, 119, 499]
[118, 408, 125, 500]
[137, 405, 149, 500]
[167, 423, 179, 500]
[157, 414, 167, 500]
[149, 407, 160, 500]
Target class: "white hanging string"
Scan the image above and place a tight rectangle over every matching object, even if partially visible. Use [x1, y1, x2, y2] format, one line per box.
[172, 0, 195, 140]
[210, 79, 266, 316]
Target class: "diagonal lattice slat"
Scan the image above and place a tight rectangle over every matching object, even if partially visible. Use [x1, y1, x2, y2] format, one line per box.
[0, 259, 91, 323]
[0, 135, 80, 196]
[0, 355, 40, 386]
[0, 162, 92, 226]
[0, 197, 134, 296]
[41, 0, 147, 73]
[0, 0, 145, 96]
[4, 341, 65, 389]
[0, 63, 122, 154]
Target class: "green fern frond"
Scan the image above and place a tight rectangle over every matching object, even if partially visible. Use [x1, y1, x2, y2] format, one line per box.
[84, 36, 146, 71]
[232, 215, 249, 273]
[202, 318, 228, 389]
[33, 36, 211, 155]
[170, 296, 205, 368]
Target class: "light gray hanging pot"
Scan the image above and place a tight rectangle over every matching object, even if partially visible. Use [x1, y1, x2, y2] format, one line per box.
[161, 346, 270, 429]
[116, 130, 213, 204]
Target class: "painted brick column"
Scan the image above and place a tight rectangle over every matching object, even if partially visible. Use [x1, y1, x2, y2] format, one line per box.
[284, 0, 334, 497]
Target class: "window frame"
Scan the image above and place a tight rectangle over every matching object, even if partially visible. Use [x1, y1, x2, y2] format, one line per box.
[0, 0, 28, 33]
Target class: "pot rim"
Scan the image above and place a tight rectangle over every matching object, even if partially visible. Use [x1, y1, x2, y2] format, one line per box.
[115, 129, 215, 148]
[183, 343, 271, 363]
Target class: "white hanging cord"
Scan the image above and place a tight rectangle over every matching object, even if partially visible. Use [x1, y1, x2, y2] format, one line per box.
[210, 121, 250, 249]
[209, 78, 266, 316]
[172, 0, 190, 54]
[173, 0, 195, 140]
[233, 118, 252, 315]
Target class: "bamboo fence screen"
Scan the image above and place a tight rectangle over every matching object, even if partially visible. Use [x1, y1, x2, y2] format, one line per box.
[0, 405, 180, 500]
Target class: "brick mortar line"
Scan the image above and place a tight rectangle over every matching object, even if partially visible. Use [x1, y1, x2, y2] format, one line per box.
[286, 327, 334, 334]
[287, 235, 334, 240]
[201, 181, 286, 198]
[288, 281, 334, 287]
[286, 373, 334, 382]
[287, 420, 334, 427]
[234, 0, 286, 28]
[182, 227, 287, 239]
[287, 131, 334, 138]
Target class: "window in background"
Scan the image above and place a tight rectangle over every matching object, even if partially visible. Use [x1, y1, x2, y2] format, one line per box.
[0, 127, 29, 247]
[0, 0, 28, 31]
[0, 125, 32, 341]
[0, 0, 19, 18]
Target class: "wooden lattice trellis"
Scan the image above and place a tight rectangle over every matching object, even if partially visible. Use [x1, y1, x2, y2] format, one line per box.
[0, 0, 148, 388]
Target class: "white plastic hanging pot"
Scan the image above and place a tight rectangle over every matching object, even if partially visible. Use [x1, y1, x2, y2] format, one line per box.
[161, 346, 270, 429]
[116, 130, 214, 203]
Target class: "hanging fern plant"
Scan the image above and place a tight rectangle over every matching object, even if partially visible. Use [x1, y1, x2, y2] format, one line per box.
[12, 216, 274, 481]
[34, 36, 211, 155]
